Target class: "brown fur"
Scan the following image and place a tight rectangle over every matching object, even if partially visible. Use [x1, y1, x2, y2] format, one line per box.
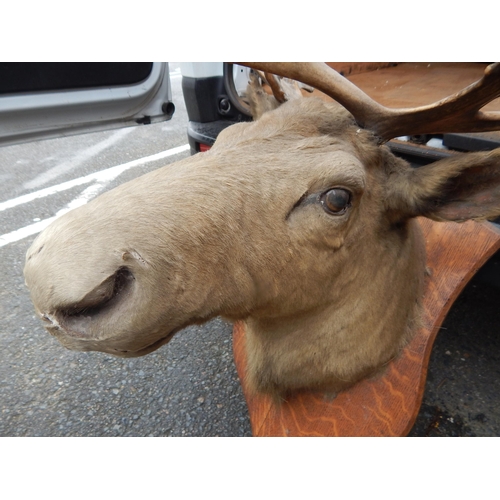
[24, 77, 500, 399]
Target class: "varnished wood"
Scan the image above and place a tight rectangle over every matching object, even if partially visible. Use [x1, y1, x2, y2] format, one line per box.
[240, 62, 500, 141]
[325, 62, 397, 77]
[347, 63, 500, 111]
[233, 219, 500, 436]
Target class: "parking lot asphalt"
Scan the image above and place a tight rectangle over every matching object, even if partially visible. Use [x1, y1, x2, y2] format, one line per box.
[0, 63, 498, 436]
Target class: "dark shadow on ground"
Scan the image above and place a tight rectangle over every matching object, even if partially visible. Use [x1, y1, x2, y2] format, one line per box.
[409, 252, 500, 436]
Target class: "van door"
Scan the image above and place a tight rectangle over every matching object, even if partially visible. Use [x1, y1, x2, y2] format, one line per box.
[0, 62, 174, 147]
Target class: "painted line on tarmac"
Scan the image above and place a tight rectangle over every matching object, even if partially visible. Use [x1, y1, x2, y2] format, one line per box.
[0, 143, 190, 248]
[1, 183, 112, 248]
[0, 144, 190, 212]
[23, 127, 135, 190]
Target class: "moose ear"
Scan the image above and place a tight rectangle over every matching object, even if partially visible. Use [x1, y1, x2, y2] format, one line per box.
[387, 148, 500, 223]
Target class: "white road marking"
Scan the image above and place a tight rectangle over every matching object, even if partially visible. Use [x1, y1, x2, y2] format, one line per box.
[0, 143, 190, 248]
[0, 186, 102, 249]
[23, 127, 135, 190]
[1, 182, 117, 248]
[0, 144, 190, 212]
[0, 218, 58, 248]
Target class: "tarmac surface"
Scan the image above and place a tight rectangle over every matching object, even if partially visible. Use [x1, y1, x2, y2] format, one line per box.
[0, 63, 498, 436]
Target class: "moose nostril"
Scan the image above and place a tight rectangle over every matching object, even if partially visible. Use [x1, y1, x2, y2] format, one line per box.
[63, 267, 134, 315]
[39, 267, 135, 339]
[59, 267, 134, 326]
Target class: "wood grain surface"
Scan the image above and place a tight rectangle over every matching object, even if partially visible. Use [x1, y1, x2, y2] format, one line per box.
[233, 218, 500, 436]
[347, 63, 500, 110]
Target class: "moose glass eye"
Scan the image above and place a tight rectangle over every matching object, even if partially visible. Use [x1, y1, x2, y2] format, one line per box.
[320, 188, 351, 215]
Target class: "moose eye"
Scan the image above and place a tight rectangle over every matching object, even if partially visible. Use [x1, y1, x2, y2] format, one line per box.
[320, 188, 351, 215]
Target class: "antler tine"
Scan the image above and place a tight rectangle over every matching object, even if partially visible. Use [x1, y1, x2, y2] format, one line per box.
[378, 62, 500, 139]
[238, 62, 388, 133]
[264, 72, 287, 103]
[237, 62, 500, 143]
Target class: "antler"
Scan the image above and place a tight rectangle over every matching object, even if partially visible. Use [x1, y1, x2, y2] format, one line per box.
[237, 62, 500, 143]
[264, 72, 287, 103]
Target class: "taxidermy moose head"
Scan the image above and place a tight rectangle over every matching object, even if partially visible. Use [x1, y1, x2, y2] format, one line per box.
[24, 63, 500, 398]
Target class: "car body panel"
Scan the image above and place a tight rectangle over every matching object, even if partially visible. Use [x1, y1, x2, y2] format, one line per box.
[0, 62, 174, 147]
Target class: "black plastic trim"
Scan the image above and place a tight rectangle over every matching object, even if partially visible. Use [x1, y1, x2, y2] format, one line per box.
[443, 133, 500, 152]
[182, 75, 253, 124]
[187, 120, 238, 154]
[387, 139, 453, 167]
